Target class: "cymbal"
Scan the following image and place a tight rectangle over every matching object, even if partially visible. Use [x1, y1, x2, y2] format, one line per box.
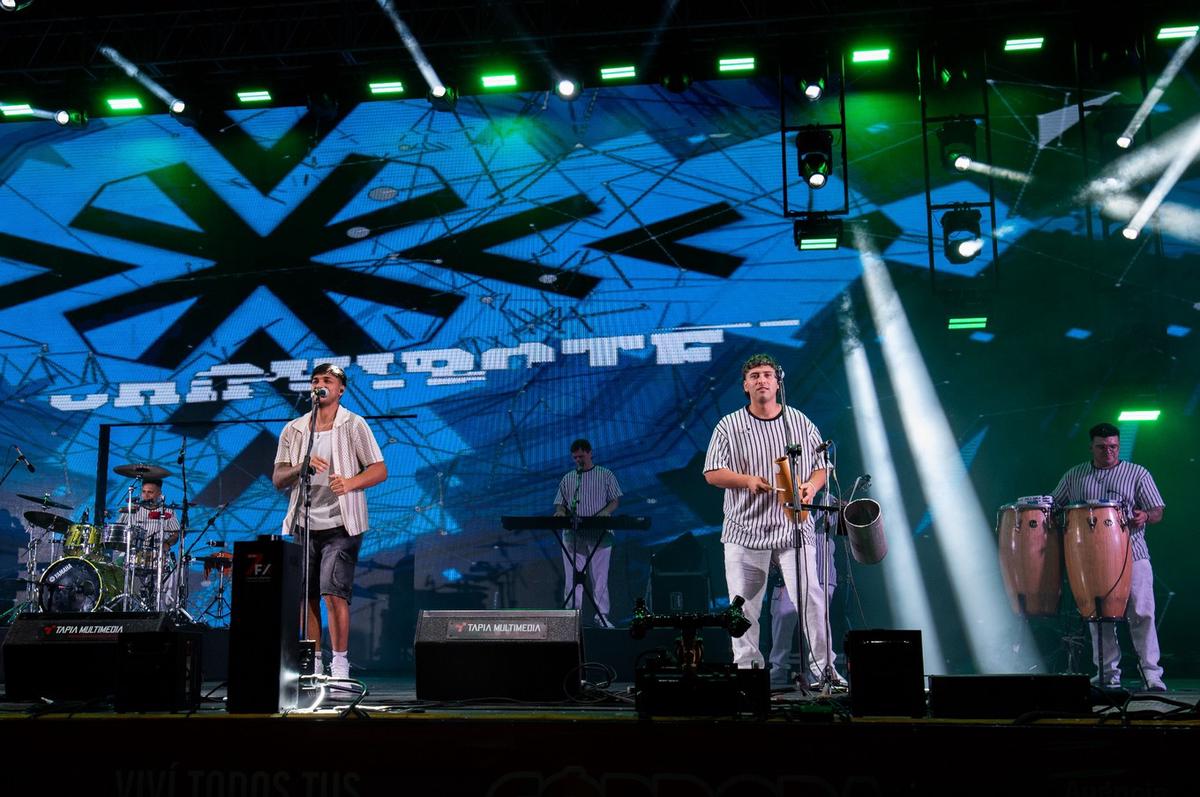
[23, 510, 71, 533]
[113, 463, 171, 480]
[17, 493, 73, 511]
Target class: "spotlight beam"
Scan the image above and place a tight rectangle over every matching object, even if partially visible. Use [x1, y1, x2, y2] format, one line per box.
[955, 158, 1032, 184]
[1117, 34, 1199, 148]
[853, 229, 1040, 673]
[1123, 116, 1200, 238]
[839, 293, 946, 673]
[375, 0, 444, 93]
[99, 46, 185, 113]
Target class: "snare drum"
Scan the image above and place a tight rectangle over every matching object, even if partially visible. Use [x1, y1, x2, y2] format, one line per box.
[100, 523, 146, 552]
[996, 500, 1061, 616]
[63, 524, 101, 557]
[1062, 501, 1132, 620]
[38, 556, 125, 612]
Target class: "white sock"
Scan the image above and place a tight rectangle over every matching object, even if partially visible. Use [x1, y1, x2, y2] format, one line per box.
[332, 649, 348, 663]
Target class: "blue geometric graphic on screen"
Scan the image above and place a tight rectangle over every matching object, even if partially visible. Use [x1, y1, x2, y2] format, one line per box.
[89, 174, 205, 232]
[1065, 328, 1092, 340]
[224, 107, 309, 150]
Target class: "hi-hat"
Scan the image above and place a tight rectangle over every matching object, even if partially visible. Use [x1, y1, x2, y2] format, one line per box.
[23, 510, 71, 533]
[113, 463, 171, 480]
[17, 493, 73, 511]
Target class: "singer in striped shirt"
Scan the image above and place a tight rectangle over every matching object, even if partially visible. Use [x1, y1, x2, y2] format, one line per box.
[1051, 422, 1166, 691]
[703, 353, 843, 685]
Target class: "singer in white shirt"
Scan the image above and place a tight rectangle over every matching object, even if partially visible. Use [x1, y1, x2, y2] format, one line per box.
[273, 363, 387, 679]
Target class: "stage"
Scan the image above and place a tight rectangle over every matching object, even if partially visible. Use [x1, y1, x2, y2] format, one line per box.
[1, 674, 1196, 797]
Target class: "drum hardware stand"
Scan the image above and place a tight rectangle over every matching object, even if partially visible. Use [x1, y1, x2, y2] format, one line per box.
[108, 481, 148, 612]
[1087, 601, 1128, 691]
[2, 449, 39, 617]
[188, 502, 234, 624]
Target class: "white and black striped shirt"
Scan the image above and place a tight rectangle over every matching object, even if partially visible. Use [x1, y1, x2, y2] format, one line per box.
[554, 465, 622, 547]
[1052, 460, 1164, 562]
[704, 406, 828, 549]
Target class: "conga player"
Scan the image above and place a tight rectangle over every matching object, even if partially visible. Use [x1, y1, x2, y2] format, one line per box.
[1051, 422, 1165, 691]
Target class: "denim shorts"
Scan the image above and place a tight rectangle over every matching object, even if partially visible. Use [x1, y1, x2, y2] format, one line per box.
[299, 526, 362, 603]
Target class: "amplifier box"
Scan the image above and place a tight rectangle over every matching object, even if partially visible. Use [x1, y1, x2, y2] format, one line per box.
[2, 612, 171, 701]
[928, 674, 1091, 719]
[415, 609, 582, 702]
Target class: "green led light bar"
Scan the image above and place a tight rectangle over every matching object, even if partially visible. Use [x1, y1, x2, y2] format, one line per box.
[1005, 37, 1045, 51]
[718, 57, 756, 73]
[600, 65, 637, 80]
[1117, 409, 1161, 422]
[851, 49, 891, 63]
[799, 237, 839, 251]
[947, 317, 988, 330]
[369, 81, 405, 95]
[0, 103, 34, 117]
[237, 90, 272, 103]
[481, 73, 518, 89]
[1157, 25, 1198, 40]
[106, 97, 143, 111]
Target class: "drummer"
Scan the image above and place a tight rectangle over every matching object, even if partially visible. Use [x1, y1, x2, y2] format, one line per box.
[1051, 422, 1166, 691]
[122, 478, 181, 550]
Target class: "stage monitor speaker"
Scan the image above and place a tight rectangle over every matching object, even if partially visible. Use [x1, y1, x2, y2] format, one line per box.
[844, 629, 925, 717]
[2, 612, 171, 701]
[928, 674, 1091, 719]
[227, 536, 302, 714]
[114, 631, 202, 712]
[415, 610, 582, 702]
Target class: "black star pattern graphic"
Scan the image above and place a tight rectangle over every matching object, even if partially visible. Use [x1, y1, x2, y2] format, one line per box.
[63, 155, 607, 370]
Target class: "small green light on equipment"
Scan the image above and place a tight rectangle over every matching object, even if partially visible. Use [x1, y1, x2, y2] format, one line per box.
[851, 49, 890, 63]
[600, 65, 637, 80]
[1157, 25, 1198, 40]
[1117, 410, 1161, 421]
[0, 103, 34, 117]
[718, 56, 756, 73]
[947, 317, 988, 330]
[481, 73, 518, 89]
[1004, 37, 1044, 51]
[799, 237, 839, 251]
[237, 90, 272, 103]
[106, 97, 143, 111]
[369, 81, 405, 95]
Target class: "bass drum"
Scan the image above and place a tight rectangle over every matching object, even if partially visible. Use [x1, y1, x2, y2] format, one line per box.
[38, 556, 125, 613]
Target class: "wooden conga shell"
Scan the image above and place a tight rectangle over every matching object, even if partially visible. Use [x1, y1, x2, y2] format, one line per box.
[997, 503, 1061, 616]
[1063, 502, 1132, 620]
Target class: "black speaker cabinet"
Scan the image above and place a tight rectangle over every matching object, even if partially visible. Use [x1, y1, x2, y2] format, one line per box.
[844, 629, 926, 717]
[2, 612, 171, 701]
[415, 610, 582, 701]
[928, 674, 1091, 719]
[114, 631, 202, 712]
[228, 536, 301, 713]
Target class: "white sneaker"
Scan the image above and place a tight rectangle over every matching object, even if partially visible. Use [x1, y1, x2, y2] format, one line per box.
[330, 657, 351, 679]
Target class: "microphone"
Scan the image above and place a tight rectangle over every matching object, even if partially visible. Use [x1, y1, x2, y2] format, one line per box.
[859, 473, 872, 490]
[177, 436, 186, 466]
[14, 445, 35, 473]
[311, 386, 329, 401]
[813, 439, 833, 455]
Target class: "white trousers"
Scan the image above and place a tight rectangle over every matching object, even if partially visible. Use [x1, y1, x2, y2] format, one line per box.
[1090, 558, 1163, 686]
[562, 541, 611, 620]
[724, 542, 834, 678]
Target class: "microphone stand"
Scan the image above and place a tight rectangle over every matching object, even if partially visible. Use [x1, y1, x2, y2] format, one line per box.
[776, 370, 819, 695]
[174, 437, 191, 619]
[298, 391, 321, 666]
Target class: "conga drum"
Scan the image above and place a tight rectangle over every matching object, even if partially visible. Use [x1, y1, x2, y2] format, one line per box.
[996, 500, 1060, 616]
[1062, 501, 1132, 620]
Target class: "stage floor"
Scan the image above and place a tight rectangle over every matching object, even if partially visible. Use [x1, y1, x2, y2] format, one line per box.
[2, 675, 1197, 797]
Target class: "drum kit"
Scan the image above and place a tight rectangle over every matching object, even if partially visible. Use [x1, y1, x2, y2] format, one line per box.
[13, 462, 235, 621]
[996, 496, 1133, 621]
